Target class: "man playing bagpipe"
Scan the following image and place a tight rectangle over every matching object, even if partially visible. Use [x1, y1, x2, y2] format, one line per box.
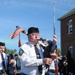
[9, 26, 58, 75]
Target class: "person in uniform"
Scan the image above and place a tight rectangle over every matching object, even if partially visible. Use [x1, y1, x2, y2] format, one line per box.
[19, 27, 53, 75]
[0, 42, 16, 75]
[0, 42, 7, 75]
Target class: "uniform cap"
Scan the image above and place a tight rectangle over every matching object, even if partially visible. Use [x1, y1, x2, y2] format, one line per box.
[14, 54, 18, 56]
[27, 27, 39, 35]
[0, 42, 5, 46]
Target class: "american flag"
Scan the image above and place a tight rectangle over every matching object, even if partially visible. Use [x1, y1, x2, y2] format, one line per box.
[9, 26, 26, 39]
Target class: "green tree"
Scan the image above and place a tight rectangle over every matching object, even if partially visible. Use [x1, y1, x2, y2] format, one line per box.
[4, 47, 17, 55]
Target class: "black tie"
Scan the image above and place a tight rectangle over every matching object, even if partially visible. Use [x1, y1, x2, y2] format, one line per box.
[34, 45, 42, 74]
[1, 53, 6, 70]
[34, 45, 40, 58]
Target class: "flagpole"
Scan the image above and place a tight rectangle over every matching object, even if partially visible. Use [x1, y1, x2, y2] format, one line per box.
[53, 0, 57, 47]
[53, 0, 59, 75]
[53, 0, 56, 35]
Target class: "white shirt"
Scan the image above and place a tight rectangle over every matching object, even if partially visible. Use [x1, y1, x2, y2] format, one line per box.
[0, 52, 7, 70]
[20, 42, 45, 75]
[49, 60, 55, 70]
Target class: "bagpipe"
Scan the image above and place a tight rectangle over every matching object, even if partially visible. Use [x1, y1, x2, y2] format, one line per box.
[39, 38, 68, 75]
[38, 38, 57, 59]
[38, 37, 60, 75]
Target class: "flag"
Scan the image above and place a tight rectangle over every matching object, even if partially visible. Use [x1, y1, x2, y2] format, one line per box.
[9, 26, 26, 39]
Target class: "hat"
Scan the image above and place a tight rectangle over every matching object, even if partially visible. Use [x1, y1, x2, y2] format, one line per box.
[27, 27, 39, 35]
[14, 54, 18, 56]
[0, 42, 5, 46]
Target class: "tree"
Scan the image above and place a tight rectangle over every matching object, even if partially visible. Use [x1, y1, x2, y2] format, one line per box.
[4, 47, 17, 55]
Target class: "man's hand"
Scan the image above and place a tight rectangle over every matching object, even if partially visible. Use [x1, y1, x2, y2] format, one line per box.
[9, 59, 15, 64]
[43, 58, 52, 65]
[14, 69, 18, 75]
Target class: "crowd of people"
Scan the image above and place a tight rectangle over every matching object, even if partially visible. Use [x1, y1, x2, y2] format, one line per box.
[0, 27, 75, 75]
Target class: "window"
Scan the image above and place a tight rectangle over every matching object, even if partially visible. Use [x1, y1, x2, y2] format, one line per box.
[67, 19, 72, 34]
[68, 46, 73, 57]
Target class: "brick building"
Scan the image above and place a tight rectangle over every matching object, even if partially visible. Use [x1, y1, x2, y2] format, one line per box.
[58, 8, 75, 61]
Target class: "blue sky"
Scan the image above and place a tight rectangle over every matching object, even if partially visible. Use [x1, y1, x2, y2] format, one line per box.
[0, 0, 75, 51]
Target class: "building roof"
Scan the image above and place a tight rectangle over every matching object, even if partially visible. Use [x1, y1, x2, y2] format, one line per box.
[58, 8, 75, 20]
